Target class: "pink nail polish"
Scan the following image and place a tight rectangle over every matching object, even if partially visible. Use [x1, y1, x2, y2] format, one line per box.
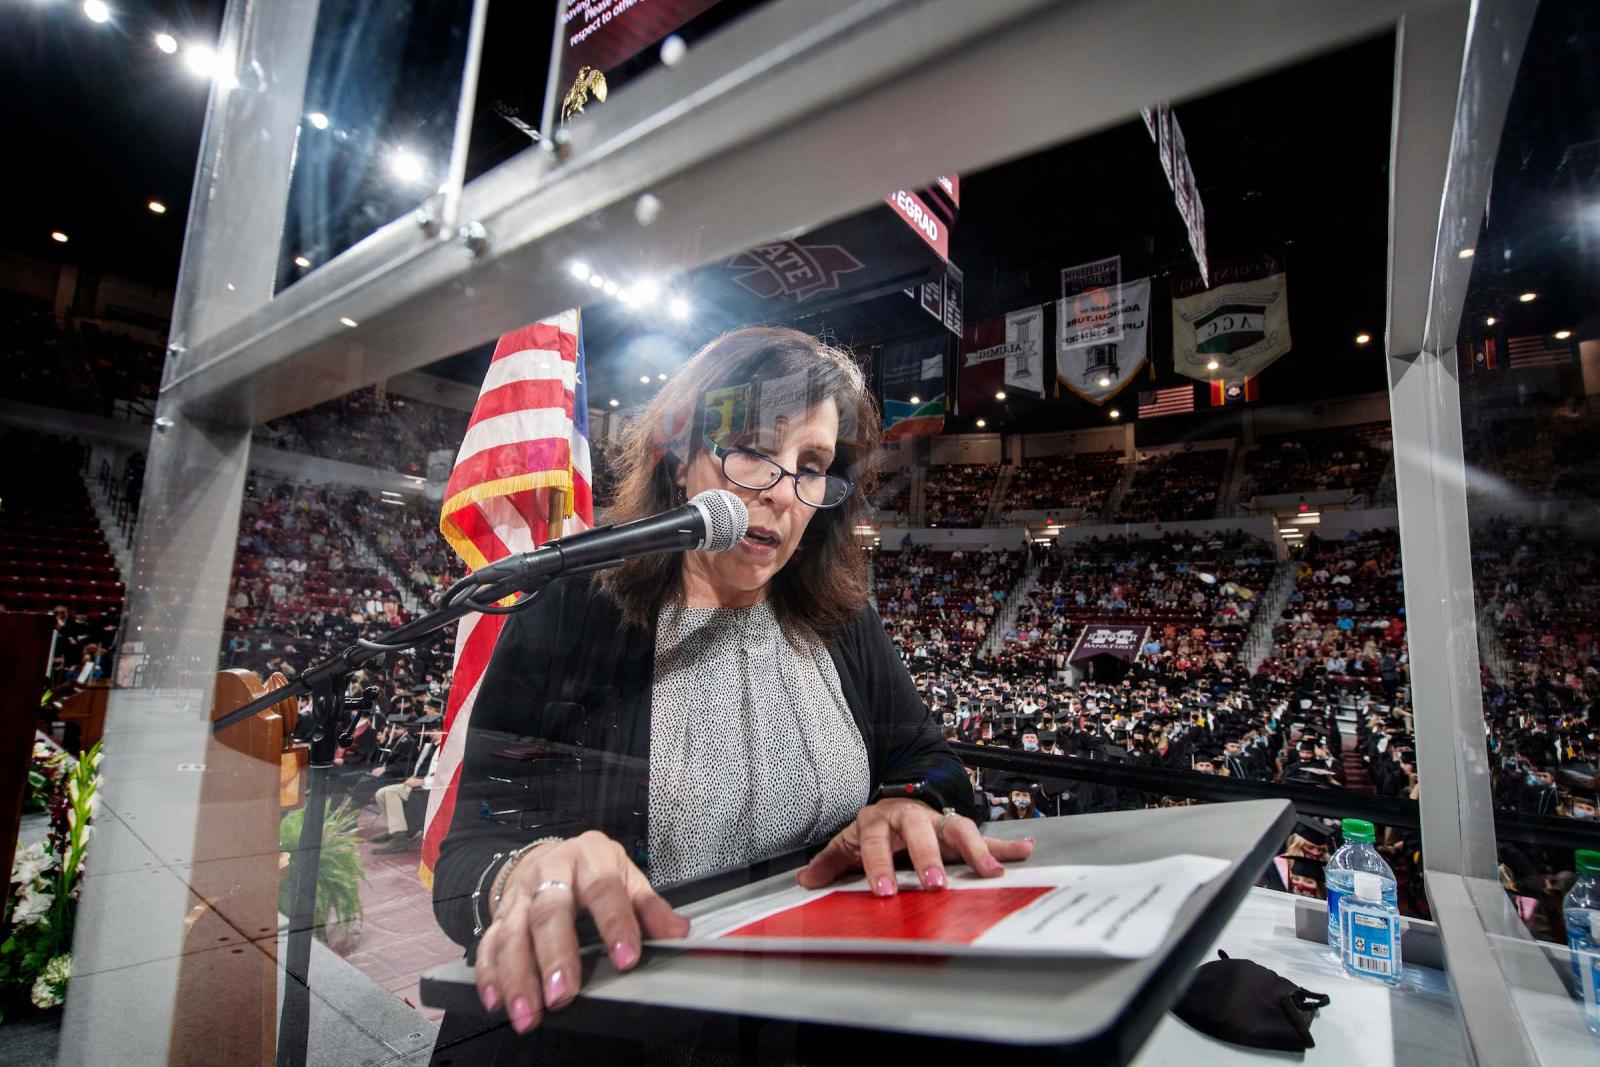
[873, 876, 896, 897]
[984, 857, 1004, 874]
[510, 996, 535, 1034]
[545, 969, 568, 1007]
[481, 984, 501, 1012]
[612, 939, 640, 969]
[923, 867, 947, 890]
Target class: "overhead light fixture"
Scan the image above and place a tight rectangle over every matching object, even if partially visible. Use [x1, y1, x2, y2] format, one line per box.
[1355, 333, 1372, 345]
[569, 261, 591, 282]
[155, 32, 178, 54]
[657, 373, 666, 381]
[147, 200, 167, 214]
[975, 418, 987, 429]
[633, 279, 661, 305]
[668, 296, 690, 320]
[1486, 316, 1496, 326]
[387, 148, 425, 185]
[226, 282, 235, 291]
[602, 280, 619, 296]
[306, 111, 330, 130]
[1206, 359, 1220, 371]
[608, 398, 619, 407]
[339, 316, 358, 328]
[640, 375, 652, 384]
[183, 43, 218, 79]
[1518, 292, 1537, 303]
[1457, 248, 1474, 259]
[82, 0, 109, 23]
[293, 255, 312, 268]
[994, 390, 1007, 401]
[588, 273, 605, 289]
[908, 395, 920, 404]
[1554, 330, 1572, 340]
[1098, 375, 1111, 387]
[1108, 409, 1120, 419]
[50, 231, 68, 243]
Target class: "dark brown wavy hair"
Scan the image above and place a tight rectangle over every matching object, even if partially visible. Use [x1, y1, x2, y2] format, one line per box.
[598, 326, 881, 635]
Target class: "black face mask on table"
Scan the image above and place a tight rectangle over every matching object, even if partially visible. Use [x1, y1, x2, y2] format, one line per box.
[1173, 951, 1330, 1052]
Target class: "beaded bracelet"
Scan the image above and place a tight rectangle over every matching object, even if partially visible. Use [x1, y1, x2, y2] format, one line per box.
[473, 836, 564, 936]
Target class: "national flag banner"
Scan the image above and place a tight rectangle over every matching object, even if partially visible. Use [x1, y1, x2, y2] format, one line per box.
[1172, 253, 1291, 382]
[1059, 256, 1124, 349]
[959, 307, 1042, 412]
[1469, 336, 1500, 374]
[420, 311, 593, 889]
[1506, 335, 1573, 370]
[1057, 278, 1150, 405]
[882, 338, 947, 440]
[1208, 376, 1259, 406]
[1137, 385, 1196, 419]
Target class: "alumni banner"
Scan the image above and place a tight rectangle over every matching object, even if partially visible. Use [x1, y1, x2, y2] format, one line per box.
[1057, 278, 1149, 405]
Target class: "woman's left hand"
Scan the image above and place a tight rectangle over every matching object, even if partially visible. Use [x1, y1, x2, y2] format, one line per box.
[796, 798, 1034, 895]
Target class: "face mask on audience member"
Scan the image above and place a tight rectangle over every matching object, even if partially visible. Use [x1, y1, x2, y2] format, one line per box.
[1022, 731, 1039, 752]
[1010, 791, 1032, 810]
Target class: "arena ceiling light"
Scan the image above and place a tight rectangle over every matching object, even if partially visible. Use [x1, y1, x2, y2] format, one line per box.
[387, 148, 426, 186]
[602, 280, 620, 297]
[639, 375, 652, 384]
[1206, 359, 1220, 371]
[1354, 333, 1372, 345]
[147, 200, 167, 214]
[1486, 316, 1496, 326]
[608, 398, 619, 407]
[588, 273, 605, 289]
[82, 1, 110, 24]
[994, 390, 1006, 401]
[183, 43, 219, 78]
[306, 111, 330, 130]
[569, 261, 591, 282]
[656, 373, 666, 381]
[1457, 248, 1475, 259]
[908, 395, 920, 404]
[1518, 292, 1538, 303]
[1555, 330, 1572, 340]
[154, 32, 178, 54]
[50, 231, 68, 243]
[1108, 409, 1120, 419]
[975, 418, 987, 429]
[338, 316, 358, 328]
[668, 296, 691, 320]
[633, 278, 661, 306]
[293, 255, 312, 268]
[1097, 375, 1111, 387]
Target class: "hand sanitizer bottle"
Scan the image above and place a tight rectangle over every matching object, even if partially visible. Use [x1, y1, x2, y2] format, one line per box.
[1341, 871, 1403, 986]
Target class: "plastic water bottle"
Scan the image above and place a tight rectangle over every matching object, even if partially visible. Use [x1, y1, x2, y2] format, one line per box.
[1565, 849, 1600, 1033]
[1325, 818, 1397, 955]
[1341, 871, 1403, 985]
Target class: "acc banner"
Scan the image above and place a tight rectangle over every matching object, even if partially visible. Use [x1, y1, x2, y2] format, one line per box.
[1059, 256, 1124, 349]
[881, 339, 947, 440]
[959, 306, 1046, 411]
[1172, 254, 1291, 381]
[1057, 277, 1150, 406]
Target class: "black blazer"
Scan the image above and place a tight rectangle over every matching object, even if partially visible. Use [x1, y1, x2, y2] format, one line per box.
[431, 573, 967, 951]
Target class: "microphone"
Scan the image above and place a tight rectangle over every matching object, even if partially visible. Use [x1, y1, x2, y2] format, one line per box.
[468, 489, 749, 587]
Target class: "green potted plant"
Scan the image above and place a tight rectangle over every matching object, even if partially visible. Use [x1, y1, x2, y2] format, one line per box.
[278, 801, 370, 947]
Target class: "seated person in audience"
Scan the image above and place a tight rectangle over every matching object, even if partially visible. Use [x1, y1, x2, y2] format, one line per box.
[373, 726, 443, 854]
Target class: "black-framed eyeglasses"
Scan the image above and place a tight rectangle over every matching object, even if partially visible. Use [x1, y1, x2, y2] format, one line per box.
[704, 437, 855, 508]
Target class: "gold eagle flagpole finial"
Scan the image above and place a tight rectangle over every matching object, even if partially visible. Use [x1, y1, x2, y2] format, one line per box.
[561, 66, 608, 124]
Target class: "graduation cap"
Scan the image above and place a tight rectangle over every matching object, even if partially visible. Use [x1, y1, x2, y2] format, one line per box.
[1290, 820, 1332, 847]
[1038, 731, 1058, 747]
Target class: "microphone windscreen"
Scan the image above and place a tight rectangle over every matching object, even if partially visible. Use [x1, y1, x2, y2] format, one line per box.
[691, 489, 748, 551]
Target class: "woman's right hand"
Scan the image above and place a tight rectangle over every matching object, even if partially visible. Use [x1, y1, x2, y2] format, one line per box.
[473, 831, 690, 1034]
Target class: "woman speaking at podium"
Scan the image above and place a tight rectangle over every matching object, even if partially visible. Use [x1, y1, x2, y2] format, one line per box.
[431, 327, 1032, 1046]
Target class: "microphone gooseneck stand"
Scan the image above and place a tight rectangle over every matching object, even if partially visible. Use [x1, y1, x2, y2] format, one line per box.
[218, 566, 557, 1067]
[213, 507, 724, 1067]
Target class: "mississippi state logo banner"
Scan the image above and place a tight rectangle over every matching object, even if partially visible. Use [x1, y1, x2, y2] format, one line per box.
[1057, 277, 1150, 406]
[1171, 254, 1291, 382]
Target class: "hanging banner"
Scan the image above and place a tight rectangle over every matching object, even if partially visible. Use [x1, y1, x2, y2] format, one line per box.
[959, 306, 1044, 411]
[884, 188, 949, 261]
[1069, 624, 1150, 664]
[1059, 256, 1124, 349]
[1172, 254, 1291, 382]
[1002, 305, 1046, 397]
[881, 339, 947, 440]
[1057, 277, 1150, 406]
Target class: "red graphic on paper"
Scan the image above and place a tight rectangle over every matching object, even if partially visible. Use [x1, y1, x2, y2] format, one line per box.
[722, 887, 1051, 943]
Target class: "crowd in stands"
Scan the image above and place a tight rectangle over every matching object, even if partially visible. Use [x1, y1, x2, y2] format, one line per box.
[875, 546, 1022, 665]
[1112, 449, 1225, 522]
[336, 491, 463, 607]
[257, 387, 470, 476]
[4, 291, 164, 418]
[1002, 449, 1123, 518]
[1465, 406, 1600, 499]
[925, 462, 999, 527]
[1258, 530, 1409, 705]
[1241, 422, 1393, 499]
[992, 532, 1274, 676]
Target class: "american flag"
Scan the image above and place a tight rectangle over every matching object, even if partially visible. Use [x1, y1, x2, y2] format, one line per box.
[1506, 335, 1572, 370]
[1138, 385, 1196, 418]
[419, 311, 593, 889]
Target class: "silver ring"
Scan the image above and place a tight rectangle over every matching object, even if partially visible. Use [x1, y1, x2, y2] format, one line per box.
[937, 808, 958, 835]
[532, 879, 572, 900]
